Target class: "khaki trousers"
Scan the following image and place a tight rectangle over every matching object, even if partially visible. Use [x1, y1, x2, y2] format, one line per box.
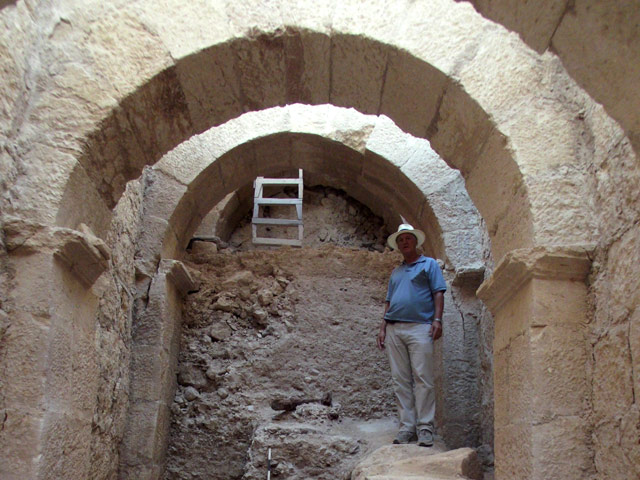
[386, 321, 435, 433]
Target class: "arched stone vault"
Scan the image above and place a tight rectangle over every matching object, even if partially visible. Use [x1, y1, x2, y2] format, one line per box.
[4, 0, 615, 262]
[143, 105, 483, 274]
[124, 105, 487, 475]
[2, 1, 639, 479]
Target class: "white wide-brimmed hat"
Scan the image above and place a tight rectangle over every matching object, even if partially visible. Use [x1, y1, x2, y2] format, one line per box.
[387, 223, 426, 250]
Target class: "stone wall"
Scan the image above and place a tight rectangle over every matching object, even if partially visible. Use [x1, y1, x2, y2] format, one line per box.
[584, 110, 640, 478]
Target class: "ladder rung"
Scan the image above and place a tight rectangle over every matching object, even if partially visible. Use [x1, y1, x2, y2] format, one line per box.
[253, 237, 303, 247]
[255, 198, 302, 205]
[255, 178, 303, 186]
[252, 218, 302, 226]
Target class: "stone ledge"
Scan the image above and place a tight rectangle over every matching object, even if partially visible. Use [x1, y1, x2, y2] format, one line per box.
[160, 259, 194, 296]
[3, 216, 111, 287]
[477, 245, 594, 312]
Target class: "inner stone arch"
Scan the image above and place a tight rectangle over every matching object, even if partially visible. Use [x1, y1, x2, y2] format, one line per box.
[122, 105, 492, 478]
[53, 19, 555, 264]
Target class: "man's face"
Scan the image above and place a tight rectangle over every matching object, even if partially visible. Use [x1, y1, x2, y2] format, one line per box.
[396, 232, 417, 254]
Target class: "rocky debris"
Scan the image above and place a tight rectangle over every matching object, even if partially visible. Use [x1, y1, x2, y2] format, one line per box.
[351, 446, 482, 480]
[164, 246, 398, 480]
[242, 422, 362, 480]
[270, 392, 332, 411]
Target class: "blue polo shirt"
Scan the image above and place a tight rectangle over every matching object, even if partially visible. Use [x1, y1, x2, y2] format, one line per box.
[384, 255, 447, 323]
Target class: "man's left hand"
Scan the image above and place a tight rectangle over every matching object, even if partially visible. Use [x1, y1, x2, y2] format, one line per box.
[430, 320, 442, 340]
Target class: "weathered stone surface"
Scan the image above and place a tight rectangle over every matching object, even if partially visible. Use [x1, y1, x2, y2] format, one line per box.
[465, 0, 568, 53]
[352, 445, 482, 480]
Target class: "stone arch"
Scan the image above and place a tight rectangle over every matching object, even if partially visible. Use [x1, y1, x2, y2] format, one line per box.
[123, 104, 488, 477]
[139, 105, 483, 273]
[46, 2, 605, 264]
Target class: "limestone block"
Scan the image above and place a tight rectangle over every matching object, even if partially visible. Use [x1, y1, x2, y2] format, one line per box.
[231, 32, 288, 112]
[252, 134, 296, 176]
[531, 278, 588, 327]
[552, 0, 640, 149]
[173, 41, 244, 134]
[54, 227, 111, 288]
[2, 142, 78, 226]
[40, 410, 92, 480]
[366, 115, 432, 169]
[392, 0, 489, 76]
[454, 29, 591, 176]
[121, 401, 171, 464]
[0, 12, 26, 139]
[55, 164, 113, 237]
[46, 316, 99, 415]
[468, 0, 568, 53]
[593, 407, 640, 479]
[631, 307, 640, 400]
[507, 333, 532, 425]
[362, 151, 424, 221]
[492, 281, 532, 354]
[277, 0, 335, 33]
[527, 167, 599, 249]
[167, 192, 205, 251]
[163, 259, 195, 296]
[494, 423, 532, 479]
[282, 29, 331, 105]
[607, 225, 640, 319]
[531, 416, 593, 480]
[529, 324, 590, 421]
[352, 445, 482, 480]
[0, 311, 49, 409]
[463, 130, 532, 260]
[293, 134, 362, 183]
[133, 270, 181, 349]
[331, 0, 407, 45]
[135, 215, 170, 277]
[329, 33, 387, 115]
[131, 345, 173, 402]
[417, 202, 445, 261]
[591, 323, 634, 415]
[155, 134, 211, 186]
[81, 7, 174, 100]
[142, 168, 187, 221]
[477, 246, 592, 315]
[135, 0, 232, 60]
[0, 407, 40, 479]
[428, 82, 495, 174]
[222, 0, 284, 35]
[492, 346, 509, 429]
[380, 49, 449, 138]
[118, 463, 163, 480]
[400, 147, 460, 197]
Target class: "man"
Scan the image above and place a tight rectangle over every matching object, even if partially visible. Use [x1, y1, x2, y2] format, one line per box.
[377, 224, 446, 447]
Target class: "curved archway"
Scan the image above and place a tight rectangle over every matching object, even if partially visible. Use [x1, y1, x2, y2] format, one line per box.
[123, 105, 489, 477]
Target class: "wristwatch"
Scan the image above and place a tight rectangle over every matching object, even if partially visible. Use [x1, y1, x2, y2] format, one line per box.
[434, 318, 442, 323]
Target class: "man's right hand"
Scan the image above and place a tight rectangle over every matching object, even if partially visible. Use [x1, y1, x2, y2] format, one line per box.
[377, 326, 386, 350]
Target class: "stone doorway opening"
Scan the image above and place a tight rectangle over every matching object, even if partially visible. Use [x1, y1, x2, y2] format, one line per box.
[163, 186, 492, 479]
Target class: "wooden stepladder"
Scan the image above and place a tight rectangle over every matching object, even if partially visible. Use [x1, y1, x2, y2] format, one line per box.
[252, 169, 303, 247]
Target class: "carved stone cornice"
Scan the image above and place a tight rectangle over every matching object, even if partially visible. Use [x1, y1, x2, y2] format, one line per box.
[477, 245, 594, 312]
